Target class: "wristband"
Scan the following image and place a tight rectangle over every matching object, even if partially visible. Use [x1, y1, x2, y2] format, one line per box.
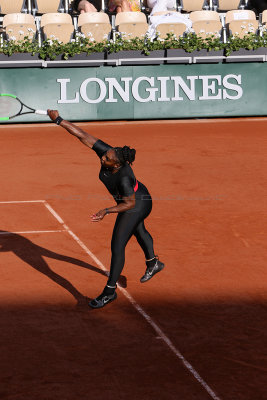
[105, 208, 110, 215]
[54, 116, 63, 125]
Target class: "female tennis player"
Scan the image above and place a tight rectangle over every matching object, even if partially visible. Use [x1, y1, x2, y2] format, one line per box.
[47, 110, 165, 309]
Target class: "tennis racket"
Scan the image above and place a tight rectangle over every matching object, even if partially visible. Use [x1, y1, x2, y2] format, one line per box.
[0, 93, 47, 121]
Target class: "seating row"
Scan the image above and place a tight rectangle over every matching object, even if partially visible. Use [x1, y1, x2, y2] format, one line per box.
[177, 0, 247, 12]
[2, 12, 109, 43]
[0, 0, 251, 15]
[0, 1, 70, 15]
[2, 9, 266, 43]
[145, 9, 267, 39]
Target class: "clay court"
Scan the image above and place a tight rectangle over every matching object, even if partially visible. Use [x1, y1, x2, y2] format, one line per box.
[0, 118, 266, 400]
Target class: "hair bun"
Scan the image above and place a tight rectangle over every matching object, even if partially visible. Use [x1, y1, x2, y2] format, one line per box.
[114, 146, 136, 165]
[122, 146, 136, 164]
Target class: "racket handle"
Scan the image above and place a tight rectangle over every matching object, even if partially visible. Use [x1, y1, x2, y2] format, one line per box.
[35, 110, 48, 115]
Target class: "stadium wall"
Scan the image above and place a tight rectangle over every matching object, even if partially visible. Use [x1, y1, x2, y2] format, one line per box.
[1, 62, 267, 122]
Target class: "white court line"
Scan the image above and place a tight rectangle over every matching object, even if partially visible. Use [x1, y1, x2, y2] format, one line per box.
[0, 200, 45, 204]
[0, 230, 66, 235]
[43, 200, 221, 400]
[43, 202, 108, 271]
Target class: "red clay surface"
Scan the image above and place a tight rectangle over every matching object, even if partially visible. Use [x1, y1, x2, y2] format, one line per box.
[0, 118, 267, 400]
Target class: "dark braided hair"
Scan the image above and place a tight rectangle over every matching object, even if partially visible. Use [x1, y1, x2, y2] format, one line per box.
[114, 146, 136, 166]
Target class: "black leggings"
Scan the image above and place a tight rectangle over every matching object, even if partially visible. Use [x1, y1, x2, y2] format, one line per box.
[107, 188, 155, 287]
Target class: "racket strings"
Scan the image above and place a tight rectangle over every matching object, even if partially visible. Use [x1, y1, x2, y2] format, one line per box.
[0, 96, 22, 118]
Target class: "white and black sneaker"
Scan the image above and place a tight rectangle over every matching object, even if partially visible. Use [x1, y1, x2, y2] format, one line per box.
[89, 286, 117, 309]
[140, 256, 165, 283]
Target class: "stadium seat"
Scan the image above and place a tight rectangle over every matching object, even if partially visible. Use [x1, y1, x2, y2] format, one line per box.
[261, 10, 267, 29]
[151, 11, 188, 39]
[78, 12, 111, 42]
[3, 13, 36, 42]
[190, 10, 222, 38]
[178, 0, 209, 13]
[225, 9, 258, 38]
[0, 0, 27, 14]
[32, 0, 65, 14]
[115, 12, 148, 38]
[41, 13, 74, 43]
[212, 0, 245, 12]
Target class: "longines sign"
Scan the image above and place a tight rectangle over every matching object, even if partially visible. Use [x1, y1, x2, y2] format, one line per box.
[0, 63, 266, 122]
[57, 74, 243, 104]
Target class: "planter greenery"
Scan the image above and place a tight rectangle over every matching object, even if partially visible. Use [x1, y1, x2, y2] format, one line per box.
[0, 37, 38, 57]
[1, 32, 267, 60]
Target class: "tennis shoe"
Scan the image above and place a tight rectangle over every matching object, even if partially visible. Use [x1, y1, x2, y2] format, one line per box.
[140, 257, 165, 283]
[89, 291, 117, 309]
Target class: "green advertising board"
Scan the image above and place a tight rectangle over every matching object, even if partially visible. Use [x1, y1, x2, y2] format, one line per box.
[0, 62, 266, 122]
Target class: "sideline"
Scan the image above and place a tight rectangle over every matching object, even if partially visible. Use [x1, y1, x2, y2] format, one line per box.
[44, 199, 222, 400]
[0, 198, 222, 400]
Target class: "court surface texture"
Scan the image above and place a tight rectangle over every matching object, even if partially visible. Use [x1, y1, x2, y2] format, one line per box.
[0, 118, 266, 400]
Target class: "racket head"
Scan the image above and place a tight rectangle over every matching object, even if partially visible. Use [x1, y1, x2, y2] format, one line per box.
[0, 94, 21, 120]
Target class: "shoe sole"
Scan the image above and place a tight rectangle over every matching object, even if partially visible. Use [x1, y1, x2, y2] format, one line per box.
[140, 263, 165, 283]
[89, 292, 117, 309]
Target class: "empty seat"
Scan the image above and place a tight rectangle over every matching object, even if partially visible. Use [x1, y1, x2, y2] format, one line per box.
[3, 13, 36, 42]
[151, 11, 189, 39]
[261, 9, 267, 29]
[0, 0, 27, 14]
[225, 9, 258, 38]
[32, 0, 64, 14]
[41, 13, 74, 43]
[190, 10, 222, 38]
[213, 0, 244, 12]
[115, 12, 148, 38]
[179, 0, 209, 12]
[78, 12, 111, 41]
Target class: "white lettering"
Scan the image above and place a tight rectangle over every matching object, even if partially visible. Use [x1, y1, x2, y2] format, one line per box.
[171, 76, 197, 101]
[57, 78, 79, 104]
[80, 78, 106, 104]
[199, 75, 222, 100]
[105, 77, 132, 103]
[132, 77, 158, 102]
[223, 74, 243, 100]
[157, 77, 170, 102]
[57, 74, 243, 105]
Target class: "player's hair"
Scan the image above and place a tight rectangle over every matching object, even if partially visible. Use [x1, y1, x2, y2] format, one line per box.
[114, 146, 136, 165]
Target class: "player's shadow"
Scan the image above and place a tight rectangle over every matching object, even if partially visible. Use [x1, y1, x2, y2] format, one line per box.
[0, 230, 127, 306]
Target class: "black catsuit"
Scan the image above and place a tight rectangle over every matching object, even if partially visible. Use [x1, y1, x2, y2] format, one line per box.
[92, 140, 155, 286]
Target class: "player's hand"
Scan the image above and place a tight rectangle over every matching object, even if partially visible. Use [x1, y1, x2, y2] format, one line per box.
[90, 209, 107, 222]
[47, 109, 59, 121]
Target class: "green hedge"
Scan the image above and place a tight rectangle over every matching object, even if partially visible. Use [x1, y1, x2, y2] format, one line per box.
[1, 32, 267, 60]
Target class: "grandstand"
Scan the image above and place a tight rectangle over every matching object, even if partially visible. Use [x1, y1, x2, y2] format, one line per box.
[0, 1, 264, 52]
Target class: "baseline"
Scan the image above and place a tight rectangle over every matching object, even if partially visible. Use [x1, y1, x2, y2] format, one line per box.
[0, 230, 66, 235]
[0, 200, 45, 204]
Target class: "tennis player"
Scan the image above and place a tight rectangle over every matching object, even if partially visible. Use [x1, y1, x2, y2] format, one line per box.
[48, 110, 165, 308]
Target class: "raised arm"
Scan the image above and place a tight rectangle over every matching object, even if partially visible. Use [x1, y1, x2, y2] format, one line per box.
[47, 109, 98, 148]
